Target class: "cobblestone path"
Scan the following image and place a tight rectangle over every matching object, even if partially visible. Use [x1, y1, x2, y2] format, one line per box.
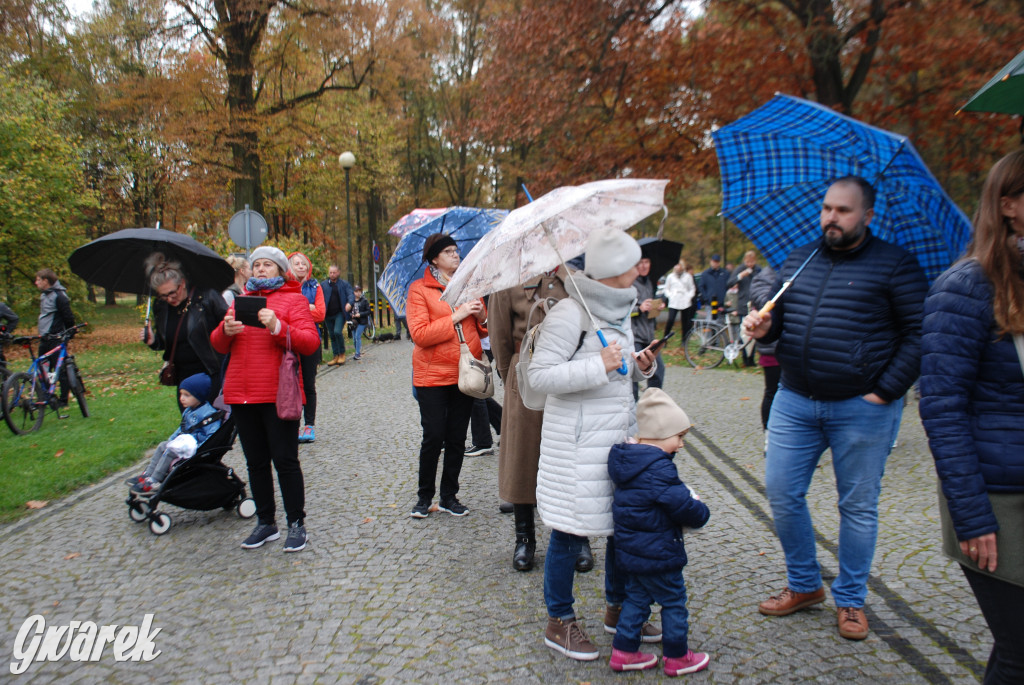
[0, 340, 989, 683]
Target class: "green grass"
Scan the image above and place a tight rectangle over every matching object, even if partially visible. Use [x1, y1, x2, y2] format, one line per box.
[0, 313, 179, 522]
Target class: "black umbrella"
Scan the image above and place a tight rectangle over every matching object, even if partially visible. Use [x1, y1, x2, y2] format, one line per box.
[68, 228, 234, 295]
[638, 237, 684, 283]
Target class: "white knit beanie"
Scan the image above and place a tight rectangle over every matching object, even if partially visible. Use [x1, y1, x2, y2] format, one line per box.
[248, 246, 291, 278]
[636, 388, 692, 440]
[584, 228, 642, 280]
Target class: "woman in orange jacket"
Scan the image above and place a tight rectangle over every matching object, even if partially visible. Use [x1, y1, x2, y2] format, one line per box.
[289, 252, 326, 443]
[407, 233, 487, 519]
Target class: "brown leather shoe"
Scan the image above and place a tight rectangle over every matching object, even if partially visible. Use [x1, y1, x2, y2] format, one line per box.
[336, 353, 346, 365]
[758, 587, 826, 616]
[837, 606, 869, 640]
[326, 355, 341, 366]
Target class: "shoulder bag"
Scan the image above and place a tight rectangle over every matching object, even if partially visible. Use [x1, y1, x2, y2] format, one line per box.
[276, 327, 303, 420]
[452, 307, 494, 399]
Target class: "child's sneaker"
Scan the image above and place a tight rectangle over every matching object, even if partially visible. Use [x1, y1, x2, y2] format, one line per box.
[298, 426, 315, 443]
[663, 651, 710, 676]
[130, 478, 158, 498]
[609, 648, 658, 672]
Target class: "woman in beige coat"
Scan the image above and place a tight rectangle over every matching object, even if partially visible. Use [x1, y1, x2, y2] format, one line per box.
[491, 267, 591, 572]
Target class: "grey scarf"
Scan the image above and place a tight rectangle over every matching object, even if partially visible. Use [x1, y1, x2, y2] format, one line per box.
[564, 272, 636, 333]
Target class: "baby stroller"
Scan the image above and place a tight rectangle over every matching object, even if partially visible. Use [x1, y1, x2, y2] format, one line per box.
[124, 412, 256, 535]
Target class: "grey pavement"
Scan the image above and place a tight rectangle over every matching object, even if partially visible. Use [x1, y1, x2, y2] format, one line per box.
[0, 339, 990, 683]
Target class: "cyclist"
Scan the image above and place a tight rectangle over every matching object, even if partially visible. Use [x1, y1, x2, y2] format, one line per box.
[34, 268, 76, 406]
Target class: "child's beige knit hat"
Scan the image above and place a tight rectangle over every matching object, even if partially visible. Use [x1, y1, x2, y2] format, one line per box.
[636, 388, 691, 439]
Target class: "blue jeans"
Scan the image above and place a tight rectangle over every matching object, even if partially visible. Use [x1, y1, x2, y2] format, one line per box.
[353, 323, 365, 356]
[544, 531, 625, 619]
[613, 570, 690, 658]
[325, 313, 346, 356]
[765, 386, 902, 607]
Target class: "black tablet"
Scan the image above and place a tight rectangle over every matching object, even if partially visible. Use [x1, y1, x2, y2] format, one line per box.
[234, 295, 267, 327]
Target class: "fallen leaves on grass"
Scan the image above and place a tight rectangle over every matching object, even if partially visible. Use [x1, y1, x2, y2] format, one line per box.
[25, 500, 48, 509]
[54, 449, 64, 458]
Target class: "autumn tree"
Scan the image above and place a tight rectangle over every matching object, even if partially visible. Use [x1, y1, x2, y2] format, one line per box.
[0, 69, 93, 305]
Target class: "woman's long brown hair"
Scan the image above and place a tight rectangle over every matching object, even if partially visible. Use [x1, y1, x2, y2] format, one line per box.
[964, 149, 1024, 335]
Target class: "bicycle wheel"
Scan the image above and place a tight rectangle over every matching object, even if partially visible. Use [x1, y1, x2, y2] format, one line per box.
[2, 372, 46, 435]
[363, 318, 376, 340]
[66, 359, 90, 418]
[684, 323, 726, 369]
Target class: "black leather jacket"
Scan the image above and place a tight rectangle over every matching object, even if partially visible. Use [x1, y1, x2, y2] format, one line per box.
[150, 287, 228, 381]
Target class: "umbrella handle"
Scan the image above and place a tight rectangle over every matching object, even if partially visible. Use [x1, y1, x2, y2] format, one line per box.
[757, 300, 776, 317]
[596, 329, 629, 375]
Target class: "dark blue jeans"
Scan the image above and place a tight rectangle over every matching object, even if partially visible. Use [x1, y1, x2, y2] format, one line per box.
[613, 570, 690, 658]
[324, 313, 346, 356]
[544, 531, 625, 619]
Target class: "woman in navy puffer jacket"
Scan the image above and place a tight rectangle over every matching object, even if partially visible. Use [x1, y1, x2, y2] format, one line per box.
[920, 149, 1024, 685]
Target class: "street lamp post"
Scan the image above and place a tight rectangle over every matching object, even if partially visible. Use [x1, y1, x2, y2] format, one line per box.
[339, 151, 356, 284]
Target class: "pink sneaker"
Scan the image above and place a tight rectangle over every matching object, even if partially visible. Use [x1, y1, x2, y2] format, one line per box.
[663, 651, 710, 676]
[609, 647, 658, 672]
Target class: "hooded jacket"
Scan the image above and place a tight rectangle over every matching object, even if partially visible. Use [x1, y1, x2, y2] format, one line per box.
[608, 442, 710, 574]
[210, 280, 320, 405]
[407, 267, 486, 388]
[528, 273, 652, 536]
[37, 281, 74, 337]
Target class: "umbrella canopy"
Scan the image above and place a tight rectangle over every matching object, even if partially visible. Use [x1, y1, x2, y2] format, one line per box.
[387, 207, 450, 238]
[638, 237, 684, 283]
[68, 227, 234, 294]
[712, 94, 971, 284]
[377, 207, 508, 316]
[960, 49, 1024, 115]
[440, 179, 669, 307]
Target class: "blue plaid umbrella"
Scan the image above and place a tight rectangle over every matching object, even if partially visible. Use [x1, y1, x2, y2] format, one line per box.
[712, 94, 971, 283]
[377, 207, 508, 316]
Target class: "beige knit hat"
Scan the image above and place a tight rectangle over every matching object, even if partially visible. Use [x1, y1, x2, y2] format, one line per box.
[636, 388, 691, 440]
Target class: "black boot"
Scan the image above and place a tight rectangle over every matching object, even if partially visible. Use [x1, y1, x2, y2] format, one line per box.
[512, 504, 536, 572]
[575, 538, 594, 573]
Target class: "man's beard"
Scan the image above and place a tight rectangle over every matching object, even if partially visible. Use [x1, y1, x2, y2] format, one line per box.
[823, 221, 866, 249]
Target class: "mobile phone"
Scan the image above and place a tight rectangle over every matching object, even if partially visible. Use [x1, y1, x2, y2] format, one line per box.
[647, 330, 676, 353]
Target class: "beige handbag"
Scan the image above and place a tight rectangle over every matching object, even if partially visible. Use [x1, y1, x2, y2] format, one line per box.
[453, 318, 494, 399]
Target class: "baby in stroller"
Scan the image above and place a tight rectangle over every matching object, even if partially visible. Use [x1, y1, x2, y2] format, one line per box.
[127, 373, 222, 497]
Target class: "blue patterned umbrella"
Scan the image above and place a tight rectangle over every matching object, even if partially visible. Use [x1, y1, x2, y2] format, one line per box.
[377, 207, 508, 316]
[712, 94, 972, 283]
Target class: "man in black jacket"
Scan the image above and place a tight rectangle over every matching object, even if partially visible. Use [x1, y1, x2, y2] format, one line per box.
[698, 255, 729, 321]
[743, 176, 927, 642]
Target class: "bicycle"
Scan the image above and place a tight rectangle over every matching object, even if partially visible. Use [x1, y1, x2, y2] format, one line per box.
[683, 309, 747, 369]
[1, 323, 89, 435]
[0, 331, 13, 388]
[347, 315, 376, 340]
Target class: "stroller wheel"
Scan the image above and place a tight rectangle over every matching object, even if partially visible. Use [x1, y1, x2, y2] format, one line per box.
[149, 512, 172, 535]
[128, 500, 150, 523]
[237, 498, 257, 519]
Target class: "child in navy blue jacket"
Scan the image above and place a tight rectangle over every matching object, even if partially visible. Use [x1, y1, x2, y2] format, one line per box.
[128, 373, 222, 496]
[607, 387, 710, 676]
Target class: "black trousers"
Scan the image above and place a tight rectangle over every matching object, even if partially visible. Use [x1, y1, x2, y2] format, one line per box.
[299, 347, 321, 426]
[232, 403, 306, 526]
[37, 339, 69, 403]
[662, 305, 695, 343]
[415, 384, 473, 502]
[961, 565, 1024, 684]
[470, 397, 502, 447]
[761, 365, 782, 430]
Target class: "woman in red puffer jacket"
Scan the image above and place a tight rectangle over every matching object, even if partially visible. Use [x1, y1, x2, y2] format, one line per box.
[211, 246, 319, 553]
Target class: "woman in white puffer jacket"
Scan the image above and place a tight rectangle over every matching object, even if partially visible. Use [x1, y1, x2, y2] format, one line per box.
[528, 228, 657, 662]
